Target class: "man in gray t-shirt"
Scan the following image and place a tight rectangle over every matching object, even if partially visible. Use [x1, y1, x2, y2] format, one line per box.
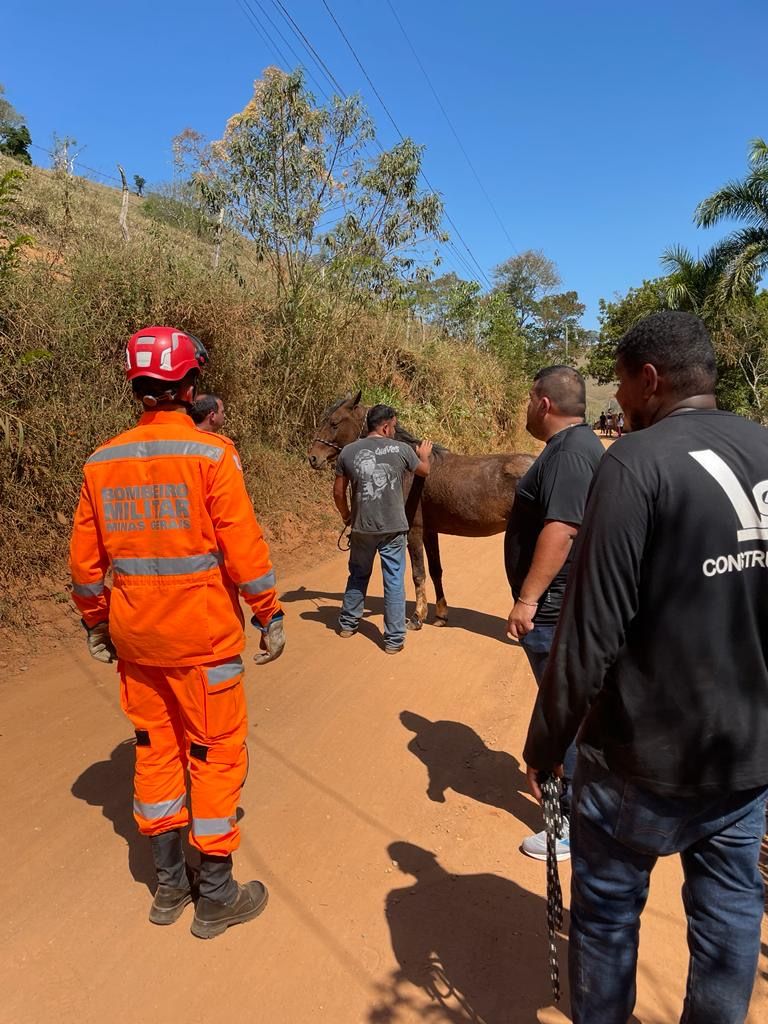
[334, 404, 432, 653]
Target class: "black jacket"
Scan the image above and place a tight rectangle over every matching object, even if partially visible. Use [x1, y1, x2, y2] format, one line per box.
[524, 409, 768, 795]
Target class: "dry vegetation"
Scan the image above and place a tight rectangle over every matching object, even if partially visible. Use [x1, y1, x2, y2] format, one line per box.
[0, 157, 530, 630]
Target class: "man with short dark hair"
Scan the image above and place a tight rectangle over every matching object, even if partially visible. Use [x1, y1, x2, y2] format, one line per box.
[334, 404, 432, 653]
[524, 311, 768, 1022]
[191, 393, 225, 433]
[505, 365, 603, 860]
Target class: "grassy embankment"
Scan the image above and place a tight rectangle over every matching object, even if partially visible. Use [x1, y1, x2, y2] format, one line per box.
[0, 157, 530, 630]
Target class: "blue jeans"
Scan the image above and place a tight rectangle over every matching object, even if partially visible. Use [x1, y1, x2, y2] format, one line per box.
[570, 754, 768, 1024]
[339, 531, 407, 650]
[520, 623, 577, 819]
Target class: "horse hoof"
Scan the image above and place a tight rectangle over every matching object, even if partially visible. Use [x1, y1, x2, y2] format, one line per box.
[433, 616, 448, 627]
[407, 617, 423, 631]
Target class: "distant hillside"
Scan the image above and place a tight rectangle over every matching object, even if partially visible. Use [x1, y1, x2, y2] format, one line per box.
[584, 375, 620, 423]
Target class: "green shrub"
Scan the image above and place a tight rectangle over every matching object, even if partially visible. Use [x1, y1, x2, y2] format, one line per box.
[0, 156, 528, 627]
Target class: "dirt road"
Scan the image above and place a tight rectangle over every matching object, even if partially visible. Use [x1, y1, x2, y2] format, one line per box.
[2, 533, 766, 1023]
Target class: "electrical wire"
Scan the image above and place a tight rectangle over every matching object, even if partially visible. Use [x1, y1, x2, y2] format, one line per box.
[236, 0, 289, 67]
[256, 1, 486, 283]
[270, 0, 347, 96]
[319, 0, 492, 288]
[385, 0, 517, 254]
[239, 0, 331, 101]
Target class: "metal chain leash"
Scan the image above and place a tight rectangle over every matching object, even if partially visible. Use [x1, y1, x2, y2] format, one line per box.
[541, 773, 564, 1003]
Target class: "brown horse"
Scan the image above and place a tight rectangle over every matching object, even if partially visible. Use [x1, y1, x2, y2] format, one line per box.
[307, 392, 534, 630]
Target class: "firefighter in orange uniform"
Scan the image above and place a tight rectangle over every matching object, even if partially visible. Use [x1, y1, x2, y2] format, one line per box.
[70, 326, 285, 939]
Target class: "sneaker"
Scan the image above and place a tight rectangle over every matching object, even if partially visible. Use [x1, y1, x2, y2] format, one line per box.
[521, 819, 570, 861]
[338, 628, 356, 638]
[149, 883, 194, 925]
[384, 644, 404, 655]
[191, 880, 269, 939]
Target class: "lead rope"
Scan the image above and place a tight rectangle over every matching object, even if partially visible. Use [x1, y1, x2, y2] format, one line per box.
[337, 524, 351, 551]
[541, 773, 564, 1003]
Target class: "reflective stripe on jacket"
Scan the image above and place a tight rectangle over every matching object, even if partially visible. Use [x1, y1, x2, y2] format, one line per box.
[69, 410, 282, 666]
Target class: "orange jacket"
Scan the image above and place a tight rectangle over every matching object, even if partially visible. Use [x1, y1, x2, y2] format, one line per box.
[69, 410, 282, 666]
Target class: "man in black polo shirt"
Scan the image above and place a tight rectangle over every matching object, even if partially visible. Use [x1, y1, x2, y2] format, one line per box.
[525, 311, 768, 1023]
[505, 365, 603, 860]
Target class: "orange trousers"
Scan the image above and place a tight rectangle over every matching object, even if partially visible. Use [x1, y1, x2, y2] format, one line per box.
[118, 658, 248, 857]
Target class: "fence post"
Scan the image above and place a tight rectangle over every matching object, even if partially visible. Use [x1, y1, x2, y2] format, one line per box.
[213, 207, 224, 269]
[117, 164, 130, 242]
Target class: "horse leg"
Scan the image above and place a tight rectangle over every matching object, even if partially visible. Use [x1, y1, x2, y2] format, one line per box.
[423, 529, 448, 626]
[406, 526, 428, 630]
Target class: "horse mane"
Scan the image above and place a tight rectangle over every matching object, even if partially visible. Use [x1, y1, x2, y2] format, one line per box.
[320, 396, 351, 419]
[395, 422, 449, 457]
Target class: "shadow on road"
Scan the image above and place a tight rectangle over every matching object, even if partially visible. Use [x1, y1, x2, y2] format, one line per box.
[369, 842, 566, 1023]
[71, 741, 247, 892]
[71, 738, 156, 890]
[280, 586, 510, 645]
[400, 711, 542, 834]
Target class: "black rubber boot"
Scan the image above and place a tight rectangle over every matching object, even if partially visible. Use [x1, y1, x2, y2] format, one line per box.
[191, 854, 268, 939]
[149, 830, 194, 926]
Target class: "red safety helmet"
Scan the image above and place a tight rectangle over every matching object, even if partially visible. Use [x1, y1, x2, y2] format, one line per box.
[125, 326, 209, 382]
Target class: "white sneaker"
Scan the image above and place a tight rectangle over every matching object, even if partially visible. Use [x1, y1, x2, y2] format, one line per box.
[521, 819, 570, 861]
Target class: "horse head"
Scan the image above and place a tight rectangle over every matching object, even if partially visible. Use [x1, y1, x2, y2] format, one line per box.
[307, 391, 367, 469]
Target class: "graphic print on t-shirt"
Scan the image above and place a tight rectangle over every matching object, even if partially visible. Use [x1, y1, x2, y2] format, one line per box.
[690, 450, 768, 542]
[353, 446, 400, 502]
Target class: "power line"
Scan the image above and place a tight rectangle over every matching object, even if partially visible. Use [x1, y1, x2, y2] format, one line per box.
[319, 0, 492, 288]
[239, 0, 331, 101]
[385, 0, 518, 255]
[320, 0, 401, 138]
[246, 0, 303, 68]
[250, 1, 487, 285]
[236, 0, 289, 67]
[270, 0, 347, 96]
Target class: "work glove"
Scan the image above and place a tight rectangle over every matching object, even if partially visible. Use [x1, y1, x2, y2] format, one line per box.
[85, 620, 117, 663]
[253, 612, 285, 666]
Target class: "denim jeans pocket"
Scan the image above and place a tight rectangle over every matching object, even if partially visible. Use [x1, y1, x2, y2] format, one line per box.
[520, 623, 556, 655]
[613, 782, 683, 855]
[578, 757, 685, 856]
[730, 787, 768, 837]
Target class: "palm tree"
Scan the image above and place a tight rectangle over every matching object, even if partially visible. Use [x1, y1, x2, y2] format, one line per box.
[660, 244, 723, 314]
[694, 137, 768, 301]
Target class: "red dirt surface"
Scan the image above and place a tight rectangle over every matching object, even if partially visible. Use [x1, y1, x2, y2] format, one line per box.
[1, 533, 766, 1023]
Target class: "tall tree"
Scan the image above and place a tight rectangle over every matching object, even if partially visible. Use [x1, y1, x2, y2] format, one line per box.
[409, 272, 480, 341]
[586, 279, 668, 383]
[0, 85, 32, 165]
[534, 289, 586, 363]
[180, 68, 445, 332]
[491, 249, 586, 367]
[660, 244, 723, 315]
[694, 137, 768, 301]
[492, 250, 560, 329]
[713, 292, 768, 418]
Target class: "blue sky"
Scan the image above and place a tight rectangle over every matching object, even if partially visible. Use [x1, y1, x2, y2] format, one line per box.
[4, 0, 767, 326]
